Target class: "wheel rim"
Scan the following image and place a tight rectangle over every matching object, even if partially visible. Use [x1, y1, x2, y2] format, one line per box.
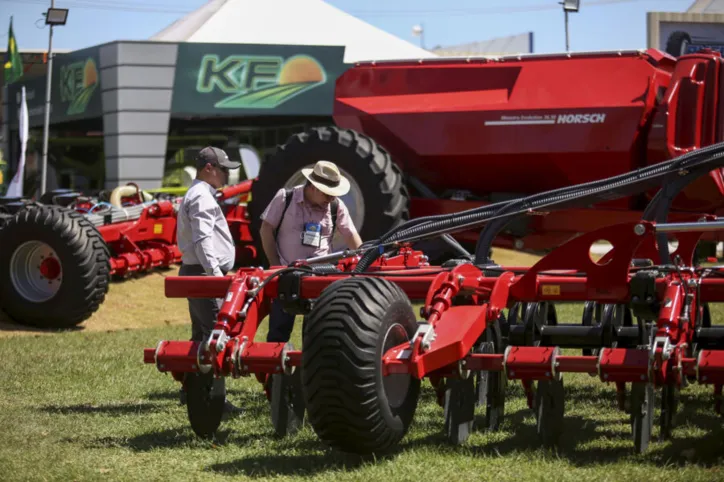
[382, 323, 412, 408]
[681, 40, 689, 56]
[283, 165, 366, 234]
[10, 241, 63, 303]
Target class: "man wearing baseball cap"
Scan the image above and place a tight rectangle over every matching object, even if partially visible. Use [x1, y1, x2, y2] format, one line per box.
[176, 146, 243, 417]
[259, 160, 363, 343]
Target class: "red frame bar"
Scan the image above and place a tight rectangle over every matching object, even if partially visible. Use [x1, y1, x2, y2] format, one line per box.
[148, 219, 724, 398]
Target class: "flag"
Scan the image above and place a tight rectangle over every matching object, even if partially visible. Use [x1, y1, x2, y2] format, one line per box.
[4, 17, 23, 85]
[7, 86, 29, 198]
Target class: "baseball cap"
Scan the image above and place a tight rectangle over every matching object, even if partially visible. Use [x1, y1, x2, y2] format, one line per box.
[196, 146, 241, 170]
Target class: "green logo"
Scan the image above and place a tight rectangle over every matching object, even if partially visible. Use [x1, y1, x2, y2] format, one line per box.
[196, 54, 327, 109]
[60, 58, 99, 115]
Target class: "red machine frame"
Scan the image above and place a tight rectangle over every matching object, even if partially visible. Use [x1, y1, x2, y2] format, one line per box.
[143, 143, 724, 455]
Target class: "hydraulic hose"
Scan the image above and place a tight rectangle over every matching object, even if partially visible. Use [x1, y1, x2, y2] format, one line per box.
[354, 141, 724, 272]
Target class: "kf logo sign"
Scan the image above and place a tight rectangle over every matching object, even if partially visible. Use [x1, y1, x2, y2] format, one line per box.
[195, 54, 327, 109]
[58, 58, 99, 115]
[60, 61, 86, 103]
[197, 55, 282, 94]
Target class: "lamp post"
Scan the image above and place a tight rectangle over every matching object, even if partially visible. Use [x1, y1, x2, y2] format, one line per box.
[561, 0, 580, 52]
[40, 3, 68, 196]
[412, 24, 425, 50]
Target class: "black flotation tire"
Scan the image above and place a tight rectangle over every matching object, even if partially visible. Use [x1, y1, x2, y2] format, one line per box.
[301, 277, 420, 454]
[0, 204, 111, 328]
[665, 31, 692, 57]
[247, 126, 409, 266]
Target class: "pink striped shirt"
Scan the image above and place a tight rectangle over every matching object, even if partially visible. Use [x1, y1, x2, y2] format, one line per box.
[260, 185, 358, 265]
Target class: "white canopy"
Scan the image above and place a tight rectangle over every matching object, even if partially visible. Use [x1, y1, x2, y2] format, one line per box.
[687, 0, 724, 13]
[151, 0, 435, 63]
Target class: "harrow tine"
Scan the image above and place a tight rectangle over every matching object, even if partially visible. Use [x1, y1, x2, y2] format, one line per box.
[443, 377, 476, 445]
[630, 382, 655, 454]
[270, 368, 306, 437]
[522, 379, 536, 410]
[616, 381, 627, 412]
[534, 378, 565, 449]
[659, 383, 679, 441]
[185, 371, 226, 440]
[474, 315, 507, 431]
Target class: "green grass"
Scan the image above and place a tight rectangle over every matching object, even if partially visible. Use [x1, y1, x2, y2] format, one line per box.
[2, 303, 724, 481]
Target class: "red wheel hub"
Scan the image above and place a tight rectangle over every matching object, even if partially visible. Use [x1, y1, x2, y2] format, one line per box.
[39, 257, 61, 280]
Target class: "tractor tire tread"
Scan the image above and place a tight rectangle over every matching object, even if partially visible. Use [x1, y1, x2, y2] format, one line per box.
[302, 277, 418, 454]
[0, 204, 110, 328]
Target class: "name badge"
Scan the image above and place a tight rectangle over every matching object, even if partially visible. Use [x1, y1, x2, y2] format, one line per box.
[302, 222, 322, 247]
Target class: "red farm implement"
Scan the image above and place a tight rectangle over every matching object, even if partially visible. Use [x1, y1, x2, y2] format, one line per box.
[6, 47, 724, 332]
[144, 141, 724, 454]
[0, 181, 255, 328]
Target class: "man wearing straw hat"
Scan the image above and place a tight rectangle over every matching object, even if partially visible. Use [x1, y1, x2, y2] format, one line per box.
[259, 160, 363, 343]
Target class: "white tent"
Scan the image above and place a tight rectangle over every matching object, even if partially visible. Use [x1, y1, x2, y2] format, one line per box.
[687, 0, 724, 13]
[151, 0, 435, 63]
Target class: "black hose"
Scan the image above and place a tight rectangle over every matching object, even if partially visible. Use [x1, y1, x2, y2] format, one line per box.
[354, 141, 724, 272]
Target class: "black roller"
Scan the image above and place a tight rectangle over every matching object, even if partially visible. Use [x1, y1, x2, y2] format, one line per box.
[693, 327, 724, 350]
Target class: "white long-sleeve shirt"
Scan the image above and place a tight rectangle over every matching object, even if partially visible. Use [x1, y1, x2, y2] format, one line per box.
[176, 179, 236, 276]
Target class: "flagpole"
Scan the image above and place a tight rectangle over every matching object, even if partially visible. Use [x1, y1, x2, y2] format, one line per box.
[40, 0, 55, 197]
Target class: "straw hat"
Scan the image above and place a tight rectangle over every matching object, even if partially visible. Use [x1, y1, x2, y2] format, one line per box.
[301, 160, 350, 197]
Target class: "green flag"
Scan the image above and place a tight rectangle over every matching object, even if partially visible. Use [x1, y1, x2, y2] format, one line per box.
[4, 17, 23, 85]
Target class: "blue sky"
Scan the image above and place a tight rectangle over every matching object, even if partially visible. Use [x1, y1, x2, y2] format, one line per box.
[0, 0, 697, 54]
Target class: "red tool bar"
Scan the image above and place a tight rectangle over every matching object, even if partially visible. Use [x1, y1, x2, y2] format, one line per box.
[464, 353, 504, 372]
[144, 341, 206, 373]
[504, 346, 560, 381]
[463, 353, 599, 375]
[597, 348, 649, 383]
[387, 351, 601, 378]
[165, 276, 233, 298]
[143, 348, 156, 364]
[241, 343, 292, 374]
[164, 269, 724, 302]
[300, 275, 439, 300]
[696, 350, 724, 384]
[286, 350, 302, 367]
[697, 278, 724, 302]
[556, 355, 599, 374]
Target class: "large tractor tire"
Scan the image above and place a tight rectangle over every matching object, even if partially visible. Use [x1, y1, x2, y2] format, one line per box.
[247, 126, 409, 265]
[0, 205, 111, 329]
[301, 277, 420, 454]
[665, 31, 692, 57]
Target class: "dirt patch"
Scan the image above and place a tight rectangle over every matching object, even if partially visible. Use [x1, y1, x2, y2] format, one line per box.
[490, 247, 542, 266]
[0, 248, 543, 338]
[0, 266, 190, 338]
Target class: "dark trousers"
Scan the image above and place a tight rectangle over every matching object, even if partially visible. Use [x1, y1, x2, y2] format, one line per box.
[267, 299, 296, 343]
[179, 263, 225, 342]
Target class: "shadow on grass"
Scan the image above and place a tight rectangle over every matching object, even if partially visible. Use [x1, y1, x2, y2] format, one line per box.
[0, 311, 85, 334]
[405, 383, 724, 468]
[85, 428, 245, 451]
[208, 452, 371, 477]
[144, 390, 182, 402]
[40, 402, 162, 416]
